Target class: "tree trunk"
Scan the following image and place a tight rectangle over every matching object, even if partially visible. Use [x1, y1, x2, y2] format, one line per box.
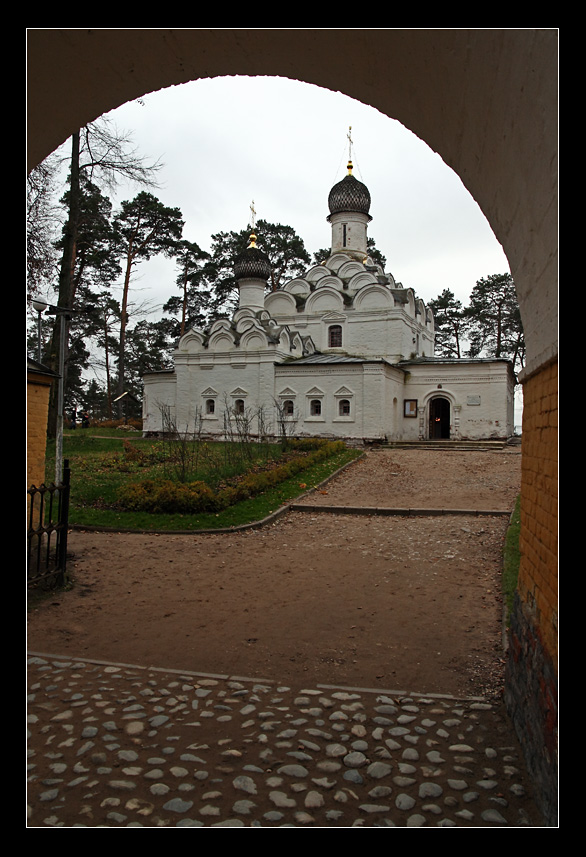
[181, 268, 188, 336]
[47, 131, 80, 437]
[116, 247, 133, 420]
[103, 311, 114, 418]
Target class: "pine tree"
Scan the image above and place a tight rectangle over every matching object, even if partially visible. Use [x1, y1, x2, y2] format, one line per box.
[464, 273, 525, 371]
[111, 192, 184, 416]
[163, 239, 212, 336]
[429, 289, 468, 358]
[41, 118, 162, 436]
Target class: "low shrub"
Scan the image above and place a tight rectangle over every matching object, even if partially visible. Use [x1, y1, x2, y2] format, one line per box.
[117, 440, 346, 515]
[122, 440, 147, 463]
[118, 479, 221, 514]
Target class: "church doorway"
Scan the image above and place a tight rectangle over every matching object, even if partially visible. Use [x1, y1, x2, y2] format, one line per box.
[429, 396, 450, 439]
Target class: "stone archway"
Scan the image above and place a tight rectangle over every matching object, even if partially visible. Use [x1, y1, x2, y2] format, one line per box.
[26, 29, 558, 824]
[26, 30, 558, 370]
[429, 396, 451, 440]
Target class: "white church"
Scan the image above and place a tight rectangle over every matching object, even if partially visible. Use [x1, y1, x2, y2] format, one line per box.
[142, 161, 515, 445]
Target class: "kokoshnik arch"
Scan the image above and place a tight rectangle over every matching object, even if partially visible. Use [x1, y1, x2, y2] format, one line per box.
[26, 29, 558, 824]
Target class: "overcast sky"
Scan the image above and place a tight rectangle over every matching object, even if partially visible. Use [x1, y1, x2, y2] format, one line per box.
[94, 75, 510, 317]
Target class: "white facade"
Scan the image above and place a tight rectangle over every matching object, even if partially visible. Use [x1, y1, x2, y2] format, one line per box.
[143, 164, 515, 443]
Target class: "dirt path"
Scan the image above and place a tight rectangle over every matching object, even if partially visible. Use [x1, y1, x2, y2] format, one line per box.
[296, 445, 522, 510]
[27, 448, 522, 700]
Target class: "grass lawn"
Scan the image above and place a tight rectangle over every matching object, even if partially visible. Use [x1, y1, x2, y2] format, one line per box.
[47, 428, 362, 532]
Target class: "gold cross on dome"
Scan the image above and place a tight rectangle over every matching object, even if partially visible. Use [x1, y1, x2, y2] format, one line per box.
[347, 126, 354, 174]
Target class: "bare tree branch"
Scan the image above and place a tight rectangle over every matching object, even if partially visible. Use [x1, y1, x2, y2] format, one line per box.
[79, 116, 164, 191]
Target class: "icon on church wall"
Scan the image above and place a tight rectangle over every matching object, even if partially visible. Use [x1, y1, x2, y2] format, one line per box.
[404, 399, 418, 418]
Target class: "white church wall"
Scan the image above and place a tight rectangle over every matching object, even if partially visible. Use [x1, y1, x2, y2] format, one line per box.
[275, 364, 364, 438]
[142, 372, 177, 433]
[274, 362, 399, 440]
[174, 353, 202, 433]
[361, 364, 388, 438]
[343, 310, 428, 362]
[144, 355, 514, 443]
[265, 305, 430, 364]
[328, 210, 370, 257]
[402, 361, 515, 440]
[170, 349, 291, 438]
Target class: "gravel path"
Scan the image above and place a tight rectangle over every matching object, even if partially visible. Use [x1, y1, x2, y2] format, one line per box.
[295, 447, 522, 511]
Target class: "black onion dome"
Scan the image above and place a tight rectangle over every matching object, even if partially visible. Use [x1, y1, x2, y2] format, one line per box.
[328, 164, 371, 216]
[234, 232, 271, 281]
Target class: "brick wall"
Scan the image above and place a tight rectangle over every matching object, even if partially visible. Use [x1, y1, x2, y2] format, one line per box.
[27, 371, 52, 491]
[505, 357, 558, 826]
[518, 358, 558, 660]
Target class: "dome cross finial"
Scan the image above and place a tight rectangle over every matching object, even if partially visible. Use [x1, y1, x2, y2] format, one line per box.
[248, 200, 258, 248]
[347, 126, 354, 173]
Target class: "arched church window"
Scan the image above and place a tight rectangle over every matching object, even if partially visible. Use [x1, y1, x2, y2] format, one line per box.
[234, 399, 245, 415]
[205, 399, 215, 415]
[339, 399, 351, 416]
[310, 399, 322, 416]
[328, 325, 343, 348]
[284, 399, 295, 416]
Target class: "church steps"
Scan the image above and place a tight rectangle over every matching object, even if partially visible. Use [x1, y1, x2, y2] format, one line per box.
[377, 439, 514, 451]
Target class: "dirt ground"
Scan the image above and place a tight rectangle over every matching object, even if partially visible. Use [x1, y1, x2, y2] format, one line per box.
[27, 447, 522, 700]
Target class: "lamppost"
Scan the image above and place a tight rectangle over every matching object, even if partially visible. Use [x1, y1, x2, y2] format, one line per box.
[31, 298, 48, 362]
[45, 303, 77, 485]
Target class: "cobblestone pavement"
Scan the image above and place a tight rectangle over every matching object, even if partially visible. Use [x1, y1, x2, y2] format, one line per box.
[27, 653, 544, 827]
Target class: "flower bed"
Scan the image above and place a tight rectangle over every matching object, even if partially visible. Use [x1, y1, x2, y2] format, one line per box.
[116, 440, 346, 514]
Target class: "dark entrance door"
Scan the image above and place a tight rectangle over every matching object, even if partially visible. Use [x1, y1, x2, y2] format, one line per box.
[429, 396, 450, 439]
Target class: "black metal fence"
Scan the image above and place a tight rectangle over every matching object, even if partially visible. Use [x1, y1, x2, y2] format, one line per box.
[27, 460, 71, 590]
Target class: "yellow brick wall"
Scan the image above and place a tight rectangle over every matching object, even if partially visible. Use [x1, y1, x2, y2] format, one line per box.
[27, 372, 52, 491]
[518, 358, 558, 667]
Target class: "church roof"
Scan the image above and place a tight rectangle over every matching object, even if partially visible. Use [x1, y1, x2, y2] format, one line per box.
[27, 356, 58, 377]
[328, 161, 371, 217]
[279, 354, 378, 365]
[234, 231, 271, 281]
[397, 356, 513, 366]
